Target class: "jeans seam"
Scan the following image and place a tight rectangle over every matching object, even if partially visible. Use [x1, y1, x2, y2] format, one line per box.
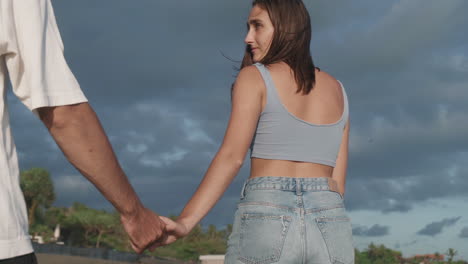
[304, 205, 345, 214]
[328, 190, 344, 200]
[238, 202, 298, 212]
[240, 181, 248, 200]
[316, 216, 350, 222]
[238, 202, 345, 214]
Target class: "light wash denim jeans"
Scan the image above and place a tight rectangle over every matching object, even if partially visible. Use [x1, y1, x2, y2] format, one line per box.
[225, 177, 354, 264]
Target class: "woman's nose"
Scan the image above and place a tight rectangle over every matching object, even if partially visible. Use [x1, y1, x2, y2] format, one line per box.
[244, 29, 254, 45]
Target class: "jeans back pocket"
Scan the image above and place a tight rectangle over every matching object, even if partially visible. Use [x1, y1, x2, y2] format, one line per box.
[238, 213, 292, 264]
[316, 216, 354, 264]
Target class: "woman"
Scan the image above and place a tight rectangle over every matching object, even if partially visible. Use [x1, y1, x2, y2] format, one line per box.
[157, 0, 354, 263]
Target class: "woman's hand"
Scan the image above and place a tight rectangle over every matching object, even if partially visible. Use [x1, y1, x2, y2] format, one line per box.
[151, 216, 191, 247]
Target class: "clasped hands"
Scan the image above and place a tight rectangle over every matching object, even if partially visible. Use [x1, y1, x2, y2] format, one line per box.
[119, 207, 191, 254]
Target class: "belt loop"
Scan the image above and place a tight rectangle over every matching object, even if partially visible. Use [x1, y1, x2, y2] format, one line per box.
[240, 180, 248, 200]
[295, 178, 302, 195]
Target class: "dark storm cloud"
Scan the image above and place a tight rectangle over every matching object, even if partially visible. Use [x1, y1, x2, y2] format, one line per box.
[51, 0, 250, 106]
[6, 0, 468, 226]
[344, 158, 468, 212]
[335, 0, 468, 213]
[395, 240, 418, 249]
[459, 227, 468, 238]
[353, 224, 390, 237]
[416, 217, 461, 237]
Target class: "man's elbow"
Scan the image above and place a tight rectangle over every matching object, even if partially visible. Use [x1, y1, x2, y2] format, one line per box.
[38, 103, 89, 130]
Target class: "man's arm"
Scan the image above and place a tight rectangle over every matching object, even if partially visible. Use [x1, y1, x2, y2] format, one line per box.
[38, 102, 165, 253]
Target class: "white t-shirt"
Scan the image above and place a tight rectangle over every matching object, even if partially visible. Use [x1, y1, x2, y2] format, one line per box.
[0, 0, 87, 259]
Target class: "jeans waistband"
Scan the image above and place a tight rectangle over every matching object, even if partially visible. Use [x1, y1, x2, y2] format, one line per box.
[240, 176, 340, 198]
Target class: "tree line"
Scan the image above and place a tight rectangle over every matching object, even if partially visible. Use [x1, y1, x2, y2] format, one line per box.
[20, 168, 467, 262]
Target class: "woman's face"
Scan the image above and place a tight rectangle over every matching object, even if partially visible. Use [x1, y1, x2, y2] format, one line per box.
[245, 5, 274, 62]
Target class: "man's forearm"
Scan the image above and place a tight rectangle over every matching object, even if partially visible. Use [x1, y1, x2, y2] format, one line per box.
[39, 103, 143, 217]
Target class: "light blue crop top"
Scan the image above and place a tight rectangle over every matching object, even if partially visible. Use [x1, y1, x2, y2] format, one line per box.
[250, 63, 349, 167]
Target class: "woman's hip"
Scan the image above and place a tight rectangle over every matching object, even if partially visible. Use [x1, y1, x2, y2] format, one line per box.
[225, 176, 353, 264]
[226, 195, 353, 264]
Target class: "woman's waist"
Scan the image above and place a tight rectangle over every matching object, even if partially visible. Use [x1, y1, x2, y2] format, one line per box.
[242, 176, 339, 193]
[238, 176, 345, 211]
[250, 158, 334, 179]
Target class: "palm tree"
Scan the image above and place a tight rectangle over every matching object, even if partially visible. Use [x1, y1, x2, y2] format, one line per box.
[446, 248, 457, 263]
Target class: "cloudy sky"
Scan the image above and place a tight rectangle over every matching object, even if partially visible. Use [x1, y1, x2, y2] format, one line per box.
[7, 0, 468, 259]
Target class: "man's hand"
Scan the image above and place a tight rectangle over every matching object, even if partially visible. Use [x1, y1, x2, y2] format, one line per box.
[120, 207, 166, 254]
[150, 216, 190, 248]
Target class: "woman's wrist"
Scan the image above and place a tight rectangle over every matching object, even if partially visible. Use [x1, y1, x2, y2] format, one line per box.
[177, 216, 198, 233]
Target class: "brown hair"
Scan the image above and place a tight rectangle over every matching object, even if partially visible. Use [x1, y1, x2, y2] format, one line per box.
[241, 0, 318, 94]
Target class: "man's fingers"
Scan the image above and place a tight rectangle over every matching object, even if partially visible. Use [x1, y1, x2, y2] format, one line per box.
[134, 226, 165, 254]
[148, 244, 157, 252]
[157, 229, 169, 243]
[121, 209, 172, 254]
[150, 230, 167, 250]
[131, 241, 142, 254]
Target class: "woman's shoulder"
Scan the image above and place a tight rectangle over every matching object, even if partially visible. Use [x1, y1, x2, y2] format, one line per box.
[231, 65, 265, 102]
[316, 68, 336, 81]
[238, 64, 262, 77]
[235, 65, 265, 88]
[316, 69, 343, 91]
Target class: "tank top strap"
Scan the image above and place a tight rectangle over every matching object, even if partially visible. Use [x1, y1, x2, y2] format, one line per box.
[253, 63, 281, 110]
[337, 80, 349, 124]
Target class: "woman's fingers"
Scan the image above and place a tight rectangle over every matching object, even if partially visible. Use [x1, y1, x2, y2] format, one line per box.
[158, 215, 190, 240]
[159, 216, 177, 231]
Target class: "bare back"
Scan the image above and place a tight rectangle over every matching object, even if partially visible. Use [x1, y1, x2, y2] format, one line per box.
[250, 62, 346, 179]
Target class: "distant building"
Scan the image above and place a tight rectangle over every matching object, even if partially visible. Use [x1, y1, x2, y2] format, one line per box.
[199, 255, 225, 264]
[406, 253, 445, 264]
